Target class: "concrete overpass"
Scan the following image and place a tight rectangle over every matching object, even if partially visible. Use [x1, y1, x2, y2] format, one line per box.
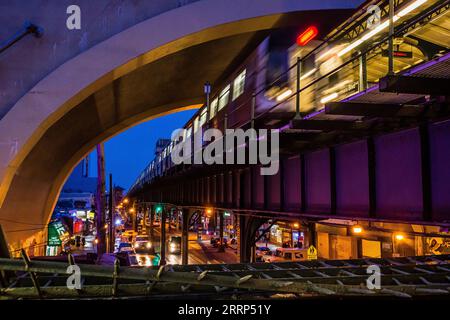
[0, 0, 361, 248]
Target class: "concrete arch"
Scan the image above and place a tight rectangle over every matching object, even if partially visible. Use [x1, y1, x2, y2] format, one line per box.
[0, 0, 361, 246]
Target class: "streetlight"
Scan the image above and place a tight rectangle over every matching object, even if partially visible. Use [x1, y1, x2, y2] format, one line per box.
[395, 233, 404, 241]
[123, 198, 129, 204]
[352, 226, 363, 234]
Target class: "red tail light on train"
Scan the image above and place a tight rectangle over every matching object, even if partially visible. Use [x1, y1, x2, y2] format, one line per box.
[296, 26, 319, 46]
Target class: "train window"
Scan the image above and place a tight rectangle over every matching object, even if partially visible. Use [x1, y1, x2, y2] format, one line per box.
[218, 84, 230, 111]
[199, 108, 207, 127]
[209, 98, 218, 119]
[232, 69, 246, 101]
[194, 116, 200, 132]
[186, 126, 192, 138]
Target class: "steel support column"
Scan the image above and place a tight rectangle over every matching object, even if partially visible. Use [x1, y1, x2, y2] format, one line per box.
[218, 211, 225, 252]
[182, 209, 190, 265]
[238, 215, 267, 263]
[160, 208, 167, 266]
[307, 222, 317, 248]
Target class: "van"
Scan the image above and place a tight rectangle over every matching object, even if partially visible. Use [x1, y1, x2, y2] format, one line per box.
[262, 247, 307, 263]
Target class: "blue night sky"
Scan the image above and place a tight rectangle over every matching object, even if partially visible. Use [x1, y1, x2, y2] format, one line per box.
[88, 109, 197, 191]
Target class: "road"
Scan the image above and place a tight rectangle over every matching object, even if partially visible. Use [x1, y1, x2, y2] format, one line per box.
[150, 226, 239, 265]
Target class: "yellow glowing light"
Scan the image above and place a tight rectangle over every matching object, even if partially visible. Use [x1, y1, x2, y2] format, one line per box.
[206, 208, 213, 215]
[352, 226, 363, 234]
[320, 92, 338, 104]
[395, 234, 405, 241]
[276, 88, 293, 102]
[123, 198, 129, 204]
[129, 208, 135, 213]
[293, 223, 300, 229]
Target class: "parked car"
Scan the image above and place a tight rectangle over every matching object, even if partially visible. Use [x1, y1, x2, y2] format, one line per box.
[255, 246, 272, 261]
[118, 242, 135, 254]
[210, 237, 228, 248]
[116, 252, 139, 267]
[262, 248, 307, 263]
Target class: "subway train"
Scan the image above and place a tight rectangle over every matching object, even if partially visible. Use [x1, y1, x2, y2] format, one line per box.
[131, 0, 449, 191]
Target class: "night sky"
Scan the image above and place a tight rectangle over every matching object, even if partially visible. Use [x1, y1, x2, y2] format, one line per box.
[88, 109, 197, 191]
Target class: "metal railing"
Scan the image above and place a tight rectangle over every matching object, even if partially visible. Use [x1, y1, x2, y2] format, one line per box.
[1, 249, 450, 299]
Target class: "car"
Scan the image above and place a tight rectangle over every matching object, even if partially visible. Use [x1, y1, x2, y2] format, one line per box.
[255, 246, 272, 261]
[118, 242, 135, 254]
[153, 220, 161, 227]
[116, 252, 139, 267]
[122, 229, 138, 241]
[133, 236, 154, 254]
[135, 235, 149, 242]
[262, 248, 307, 263]
[210, 237, 227, 248]
[135, 253, 160, 267]
[168, 236, 181, 254]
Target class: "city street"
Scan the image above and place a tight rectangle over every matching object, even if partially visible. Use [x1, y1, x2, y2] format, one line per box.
[151, 226, 239, 265]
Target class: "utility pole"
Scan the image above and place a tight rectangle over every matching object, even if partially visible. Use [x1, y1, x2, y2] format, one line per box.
[96, 144, 106, 256]
[108, 173, 114, 253]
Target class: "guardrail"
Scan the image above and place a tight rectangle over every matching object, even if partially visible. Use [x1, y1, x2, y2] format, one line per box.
[1, 250, 450, 299]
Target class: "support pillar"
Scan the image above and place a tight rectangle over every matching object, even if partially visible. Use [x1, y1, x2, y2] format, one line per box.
[239, 215, 251, 263]
[182, 209, 190, 265]
[149, 205, 155, 240]
[307, 222, 317, 248]
[238, 215, 266, 263]
[160, 207, 167, 266]
[218, 211, 225, 252]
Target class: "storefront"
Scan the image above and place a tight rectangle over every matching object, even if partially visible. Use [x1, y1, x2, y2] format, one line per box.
[268, 222, 305, 248]
[46, 221, 69, 256]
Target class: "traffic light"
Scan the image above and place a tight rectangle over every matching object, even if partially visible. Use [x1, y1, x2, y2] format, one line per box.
[155, 205, 162, 214]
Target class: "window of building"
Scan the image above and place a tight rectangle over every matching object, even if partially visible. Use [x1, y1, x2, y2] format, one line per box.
[209, 98, 218, 119]
[232, 69, 246, 101]
[218, 84, 230, 111]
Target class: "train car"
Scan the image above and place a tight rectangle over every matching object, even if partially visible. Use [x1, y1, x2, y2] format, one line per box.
[131, 0, 450, 190]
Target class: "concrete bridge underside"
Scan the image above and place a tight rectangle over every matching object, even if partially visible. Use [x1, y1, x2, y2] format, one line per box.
[0, 0, 360, 246]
